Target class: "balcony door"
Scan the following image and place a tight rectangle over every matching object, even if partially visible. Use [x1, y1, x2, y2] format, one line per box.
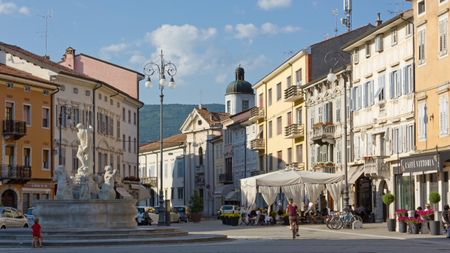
[5, 146, 14, 166]
[5, 102, 14, 120]
[296, 107, 302, 125]
[287, 112, 292, 126]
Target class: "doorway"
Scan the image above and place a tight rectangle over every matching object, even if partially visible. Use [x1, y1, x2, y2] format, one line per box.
[380, 180, 389, 222]
[1, 190, 17, 208]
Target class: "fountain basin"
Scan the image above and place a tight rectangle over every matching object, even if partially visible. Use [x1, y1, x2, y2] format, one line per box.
[33, 199, 137, 229]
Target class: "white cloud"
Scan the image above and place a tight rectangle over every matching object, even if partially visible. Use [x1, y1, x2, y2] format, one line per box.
[240, 55, 271, 71]
[232, 22, 300, 39]
[18, 6, 29, 15]
[224, 25, 234, 34]
[215, 74, 228, 83]
[257, 0, 291, 10]
[128, 55, 146, 65]
[99, 43, 128, 60]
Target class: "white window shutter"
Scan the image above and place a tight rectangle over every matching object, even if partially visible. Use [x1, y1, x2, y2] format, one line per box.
[389, 128, 393, 155]
[419, 105, 423, 139]
[358, 86, 362, 110]
[336, 98, 341, 123]
[403, 66, 407, 94]
[370, 80, 374, 106]
[363, 83, 367, 108]
[440, 98, 444, 135]
[324, 103, 329, 122]
[389, 72, 394, 99]
[410, 64, 414, 92]
[397, 69, 402, 97]
[446, 97, 449, 135]
[402, 125, 407, 153]
[350, 87, 355, 111]
[329, 102, 333, 122]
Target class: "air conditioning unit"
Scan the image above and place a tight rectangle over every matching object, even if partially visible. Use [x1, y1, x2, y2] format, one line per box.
[6, 83, 13, 89]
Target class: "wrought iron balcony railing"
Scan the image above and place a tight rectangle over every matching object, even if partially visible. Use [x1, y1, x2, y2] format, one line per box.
[2, 120, 27, 140]
[0, 164, 32, 179]
[218, 173, 233, 183]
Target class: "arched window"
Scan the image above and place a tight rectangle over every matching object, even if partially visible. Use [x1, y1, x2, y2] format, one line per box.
[199, 147, 203, 165]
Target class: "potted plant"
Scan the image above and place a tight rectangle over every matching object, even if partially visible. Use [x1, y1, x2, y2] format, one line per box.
[417, 209, 434, 234]
[188, 190, 204, 223]
[324, 161, 334, 167]
[230, 213, 240, 226]
[313, 122, 323, 127]
[395, 209, 408, 217]
[283, 213, 289, 225]
[225, 213, 232, 225]
[324, 122, 333, 125]
[428, 192, 441, 235]
[397, 217, 408, 233]
[220, 213, 227, 225]
[407, 217, 423, 234]
[271, 211, 278, 224]
[362, 156, 371, 160]
[382, 193, 396, 232]
[313, 162, 324, 168]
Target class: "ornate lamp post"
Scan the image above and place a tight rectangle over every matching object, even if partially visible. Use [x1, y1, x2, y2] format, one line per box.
[59, 104, 73, 165]
[325, 51, 349, 211]
[143, 50, 177, 226]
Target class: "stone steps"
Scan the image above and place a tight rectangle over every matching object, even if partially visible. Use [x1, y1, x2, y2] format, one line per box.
[0, 234, 228, 247]
[4, 231, 189, 240]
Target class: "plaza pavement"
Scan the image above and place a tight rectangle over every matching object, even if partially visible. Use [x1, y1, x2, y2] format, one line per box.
[4, 219, 450, 253]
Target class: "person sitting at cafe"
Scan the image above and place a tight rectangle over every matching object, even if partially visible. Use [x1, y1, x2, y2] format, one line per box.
[415, 206, 423, 218]
[277, 206, 284, 216]
[425, 203, 435, 220]
[249, 207, 258, 225]
[305, 200, 316, 216]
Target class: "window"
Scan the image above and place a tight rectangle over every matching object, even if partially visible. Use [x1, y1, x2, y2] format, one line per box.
[296, 144, 303, 163]
[24, 86, 30, 92]
[23, 105, 31, 126]
[276, 116, 282, 135]
[418, 103, 427, 140]
[42, 149, 49, 169]
[346, 94, 350, 120]
[375, 34, 383, 52]
[117, 120, 120, 139]
[268, 88, 273, 106]
[393, 127, 400, 154]
[128, 110, 131, 123]
[276, 83, 282, 101]
[352, 48, 359, 64]
[405, 23, 412, 37]
[85, 90, 90, 96]
[117, 102, 120, 108]
[123, 135, 126, 150]
[404, 64, 413, 94]
[171, 188, 174, 199]
[61, 106, 67, 128]
[286, 76, 292, 88]
[311, 145, 315, 165]
[268, 154, 273, 171]
[268, 120, 273, 138]
[336, 141, 342, 164]
[99, 93, 102, 99]
[60, 85, 65, 91]
[391, 28, 397, 45]
[104, 95, 107, 102]
[377, 74, 386, 102]
[73, 87, 78, 94]
[365, 42, 371, 57]
[389, 70, 402, 99]
[164, 163, 168, 178]
[324, 102, 333, 123]
[198, 147, 203, 165]
[178, 188, 184, 199]
[24, 148, 31, 167]
[177, 160, 183, 177]
[440, 96, 449, 136]
[134, 112, 137, 125]
[418, 28, 427, 65]
[134, 138, 137, 153]
[42, 107, 49, 128]
[227, 101, 231, 113]
[242, 100, 249, 111]
[354, 135, 360, 160]
[295, 69, 302, 85]
[336, 98, 341, 123]
[287, 111, 292, 126]
[296, 107, 302, 124]
[439, 18, 448, 56]
[277, 151, 282, 169]
[310, 108, 315, 128]
[128, 136, 131, 152]
[363, 80, 374, 108]
[110, 99, 113, 106]
[122, 108, 125, 121]
[287, 148, 292, 164]
[407, 124, 414, 152]
[418, 0, 425, 15]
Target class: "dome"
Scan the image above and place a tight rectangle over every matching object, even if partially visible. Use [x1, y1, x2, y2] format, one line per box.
[235, 66, 244, 74]
[226, 80, 254, 95]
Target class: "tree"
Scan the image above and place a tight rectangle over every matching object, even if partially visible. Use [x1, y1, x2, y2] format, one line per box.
[188, 190, 204, 214]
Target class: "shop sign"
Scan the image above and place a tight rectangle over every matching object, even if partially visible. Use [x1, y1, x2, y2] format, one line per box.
[400, 154, 437, 173]
[24, 182, 55, 189]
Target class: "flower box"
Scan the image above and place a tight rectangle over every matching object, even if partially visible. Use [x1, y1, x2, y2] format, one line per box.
[313, 122, 323, 127]
[324, 122, 333, 125]
[362, 156, 372, 161]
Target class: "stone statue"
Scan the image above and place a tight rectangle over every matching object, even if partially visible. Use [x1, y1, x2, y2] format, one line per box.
[98, 166, 118, 200]
[79, 174, 90, 200]
[89, 175, 101, 199]
[76, 123, 93, 174]
[53, 165, 73, 200]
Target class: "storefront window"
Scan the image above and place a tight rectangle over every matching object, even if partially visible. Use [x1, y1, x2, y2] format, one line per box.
[443, 172, 449, 207]
[401, 176, 414, 211]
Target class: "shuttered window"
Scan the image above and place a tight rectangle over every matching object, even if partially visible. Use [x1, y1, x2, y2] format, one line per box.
[418, 28, 426, 65]
[440, 96, 449, 136]
[296, 144, 303, 163]
[286, 76, 292, 88]
[336, 141, 342, 164]
[318, 105, 323, 123]
[311, 145, 315, 165]
[353, 47, 359, 64]
[354, 135, 360, 160]
[336, 98, 341, 123]
[311, 108, 315, 128]
[277, 151, 283, 169]
[268, 120, 272, 138]
[418, 103, 427, 140]
[268, 88, 272, 106]
[296, 69, 302, 85]
[287, 111, 292, 126]
[277, 83, 282, 101]
[439, 18, 448, 56]
[277, 116, 282, 135]
[287, 148, 292, 164]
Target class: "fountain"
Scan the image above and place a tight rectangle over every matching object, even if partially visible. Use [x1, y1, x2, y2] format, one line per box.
[33, 123, 137, 229]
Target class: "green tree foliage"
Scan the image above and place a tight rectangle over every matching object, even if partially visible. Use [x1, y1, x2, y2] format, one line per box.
[188, 189, 204, 213]
[139, 104, 224, 145]
[429, 192, 441, 204]
[382, 193, 395, 206]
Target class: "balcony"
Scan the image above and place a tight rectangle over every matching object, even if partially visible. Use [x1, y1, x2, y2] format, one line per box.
[287, 162, 305, 170]
[284, 85, 304, 102]
[141, 177, 157, 188]
[311, 124, 335, 145]
[250, 139, 265, 150]
[218, 173, 233, 184]
[364, 157, 389, 179]
[249, 107, 264, 122]
[0, 165, 31, 184]
[195, 165, 205, 174]
[284, 124, 305, 139]
[2, 120, 27, 140]
[195, 174, 205, 185]
[312, 163, 335, 173]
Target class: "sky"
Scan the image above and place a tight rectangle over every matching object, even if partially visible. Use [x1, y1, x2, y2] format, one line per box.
[0, 0, 412, 105]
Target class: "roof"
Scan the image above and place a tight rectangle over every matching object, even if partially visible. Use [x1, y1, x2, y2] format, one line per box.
[139, 133, 187, 152]
[310, 23, 374, 48]
[77, 53, 145, 78]
[302, 65, 349, 89]
[226, 80, 254, 95]
[341, 9, 413, 51]
[194, 107, 229, 125]
[0, 64, 58, 87]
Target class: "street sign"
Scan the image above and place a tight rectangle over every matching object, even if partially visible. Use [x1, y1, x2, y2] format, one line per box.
[206, 184, 210, 189]
[212, 193, 215, 197]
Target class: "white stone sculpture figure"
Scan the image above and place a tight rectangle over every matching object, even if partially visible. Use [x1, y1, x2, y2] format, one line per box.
[76, 123, 93, 174]
[52, 165, 73, 200]
[79, 174, 90, 200]
[89, 175, 101, 199]
[98, 166, 118, 200]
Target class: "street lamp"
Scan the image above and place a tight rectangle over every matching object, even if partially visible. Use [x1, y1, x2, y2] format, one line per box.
[143, 50, 177, 226]
[59, 104, 73, 165]
[325, 51, 349, 211]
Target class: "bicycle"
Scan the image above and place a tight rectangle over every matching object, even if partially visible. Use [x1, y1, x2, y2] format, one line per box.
[291, 219, 297, 239]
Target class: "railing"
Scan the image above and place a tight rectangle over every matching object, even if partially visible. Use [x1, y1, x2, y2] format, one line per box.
[141, 177, 157, 187]
[284, 85, 304, 102]
[218, 173, 233, 183]
[0, 165, 32, 179]
[285, 124, 304, 138]
[312, 124, 335, 140]
[250, 139, 265, 150]
[364, 158, 388, 172]
[287, 162, 305, 170]
[249, 107, 264, 121]
[2, 120, 27, 139]
[195, 165, 205, 174]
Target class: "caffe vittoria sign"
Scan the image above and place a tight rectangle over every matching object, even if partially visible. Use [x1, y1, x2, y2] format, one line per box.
[401, 154, 437, 172]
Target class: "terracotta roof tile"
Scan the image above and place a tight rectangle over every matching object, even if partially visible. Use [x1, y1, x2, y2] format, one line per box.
[139, 133, 187, 152]
[194, 107, 229, 125]
[0, 64, 57, 86]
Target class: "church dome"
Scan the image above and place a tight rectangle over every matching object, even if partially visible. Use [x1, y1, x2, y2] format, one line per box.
[225, 66, 254, 95]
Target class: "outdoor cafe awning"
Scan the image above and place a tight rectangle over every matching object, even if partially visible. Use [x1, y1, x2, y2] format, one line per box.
[214, 184, 233, 198]
[116, 187, 133, 199]
[224, 191, 240, 201]
[131, 184, 151, 202]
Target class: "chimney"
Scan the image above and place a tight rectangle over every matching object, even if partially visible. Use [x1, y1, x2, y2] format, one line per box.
[376, 13, 383, 26]
[42, 55, 50, 60]
[198, 104, 203, 110]
[60, 47, 76, 70]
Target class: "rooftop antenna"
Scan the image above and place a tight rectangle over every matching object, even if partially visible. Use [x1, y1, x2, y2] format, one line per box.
[199, 89, 203, 104]
[37, 8, 53, 56]
[284, 50, 293, 59]
[324, 33, 329, 39]
[332, 9, 338, 36]
[341, 0, 352, 32]
[387, 0, 403, 15]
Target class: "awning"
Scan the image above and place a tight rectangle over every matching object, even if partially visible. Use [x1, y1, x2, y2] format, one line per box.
[116, 187, 133, 199]
[347, 166, 365, 185]
[225, 191, 240, 201]
[131, 184, 151, 202]
[214, 184, 233, 198]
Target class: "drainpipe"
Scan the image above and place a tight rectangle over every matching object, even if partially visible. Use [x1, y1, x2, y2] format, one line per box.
[264, 82, 268, 174]
[50, 86, 60, 179]
[183, 144, 186, 205]
[211, 139, 215, 213]
[92, 81, 103, 174]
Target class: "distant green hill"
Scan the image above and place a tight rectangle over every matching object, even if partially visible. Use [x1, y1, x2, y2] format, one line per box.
[139, 103, 225, 145]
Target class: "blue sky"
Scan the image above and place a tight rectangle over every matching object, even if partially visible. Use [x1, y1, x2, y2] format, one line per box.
[1, 0, 412, 105]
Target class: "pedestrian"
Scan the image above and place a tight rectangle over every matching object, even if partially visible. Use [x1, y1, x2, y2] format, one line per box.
[285, 198, 300, 237]
[31, 218, 44, 248]
[442, 204, 449, 238]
